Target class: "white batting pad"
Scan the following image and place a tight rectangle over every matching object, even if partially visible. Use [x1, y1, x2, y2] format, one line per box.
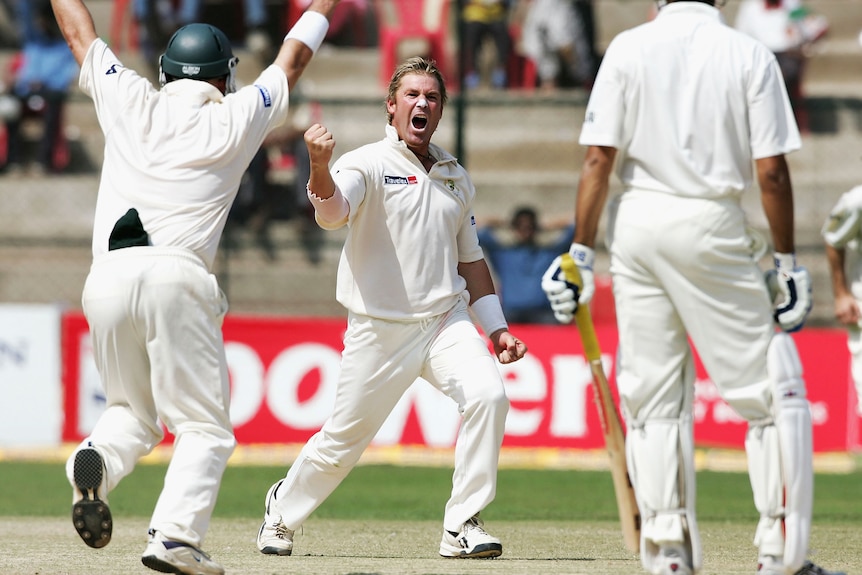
[678, 412, 702, 572]
[628, 417, 700, 574]
[745, 422, 785, 557]
[747, 333, 813, 571]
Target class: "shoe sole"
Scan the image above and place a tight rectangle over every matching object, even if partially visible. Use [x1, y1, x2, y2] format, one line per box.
[441, 542, 503, 559]
[141, 554, 186, 574]
[71, 448, 112, 549]
[258, 545, 293, 556]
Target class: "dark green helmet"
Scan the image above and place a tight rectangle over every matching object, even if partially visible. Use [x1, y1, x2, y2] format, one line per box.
[159, 23, 238, 93]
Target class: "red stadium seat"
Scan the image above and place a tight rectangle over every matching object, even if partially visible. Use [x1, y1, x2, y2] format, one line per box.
[375, 0, 450, 88]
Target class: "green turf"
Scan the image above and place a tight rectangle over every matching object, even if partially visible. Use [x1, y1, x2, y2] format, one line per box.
[2, 461, 860, 524]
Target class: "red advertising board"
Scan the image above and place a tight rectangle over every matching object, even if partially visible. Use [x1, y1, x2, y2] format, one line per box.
[61, 312, 861, 452]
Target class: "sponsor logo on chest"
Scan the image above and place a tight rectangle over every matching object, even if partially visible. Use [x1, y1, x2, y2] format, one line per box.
[383, 175, 464, 201]
[384, 175, 418, 185]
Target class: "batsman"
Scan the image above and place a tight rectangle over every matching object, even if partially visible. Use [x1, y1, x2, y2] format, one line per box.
[541, 1, 843, 575]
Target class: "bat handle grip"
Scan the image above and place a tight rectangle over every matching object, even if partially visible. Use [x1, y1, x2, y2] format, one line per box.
[560, 253, 602, 361]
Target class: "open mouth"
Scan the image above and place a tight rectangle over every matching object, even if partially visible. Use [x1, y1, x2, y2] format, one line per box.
[412, 116, 428, 130]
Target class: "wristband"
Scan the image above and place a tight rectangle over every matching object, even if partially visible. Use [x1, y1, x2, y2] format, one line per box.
[569, 242, 595, 269]
[471, 294, 508, 336]
[285, 11, 330, 54]
[773, 252, 796, 271]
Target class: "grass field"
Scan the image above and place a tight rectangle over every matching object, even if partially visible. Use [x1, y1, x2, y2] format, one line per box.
[1, 460, 860, 574]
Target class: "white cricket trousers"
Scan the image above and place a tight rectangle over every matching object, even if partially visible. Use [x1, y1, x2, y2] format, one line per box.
[272, 297, 510, 533]
[608, 190, 776, 553]
[73, 246, 236, 547]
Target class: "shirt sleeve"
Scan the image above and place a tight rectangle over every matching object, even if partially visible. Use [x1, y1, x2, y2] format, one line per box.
[331, 154, 369, 226]
[747, 49, 801, 159]
[579, 36, 626, 148]
[457, 209, 485, 264]
[79, 39, 152, 137]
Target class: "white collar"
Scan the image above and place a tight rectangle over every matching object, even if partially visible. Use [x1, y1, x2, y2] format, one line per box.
[656, 1, 722, 22]
[163, 78, 224, 104]
[384, 124, 454, 163]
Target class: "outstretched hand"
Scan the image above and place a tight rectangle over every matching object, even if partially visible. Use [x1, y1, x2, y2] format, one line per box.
[490, 330, 527, 364]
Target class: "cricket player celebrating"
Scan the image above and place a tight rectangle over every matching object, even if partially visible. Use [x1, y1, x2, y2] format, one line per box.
[256, 56, 527, 560]
[541, 1, 843, 574]
[50, 0, 340, 573]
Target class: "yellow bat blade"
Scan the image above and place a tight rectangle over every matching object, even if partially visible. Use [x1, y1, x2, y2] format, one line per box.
[560, 254, 641, 553]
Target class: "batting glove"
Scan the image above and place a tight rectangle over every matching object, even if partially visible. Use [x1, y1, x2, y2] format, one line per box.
[541, 243, 595, 324]
[764, 252, 813, 333]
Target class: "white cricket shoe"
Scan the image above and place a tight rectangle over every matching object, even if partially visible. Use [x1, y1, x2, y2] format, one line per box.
[439, 514, 502, 559]
[758, 555, 846, 575]
[653, 545, 693, 575]
[141, 530, 224, 575]
[256, 480, 294, 556]
[70, 446, 112, 549]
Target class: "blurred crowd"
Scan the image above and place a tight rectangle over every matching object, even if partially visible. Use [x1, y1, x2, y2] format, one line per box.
[0, 0, 844, 272]
[0, 0, 78, 175]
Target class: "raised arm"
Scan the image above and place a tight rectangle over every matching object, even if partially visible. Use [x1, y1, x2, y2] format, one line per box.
[50, 0, 99, 65]
[276, 0, 341, 90]
[304, 123, 349, 229]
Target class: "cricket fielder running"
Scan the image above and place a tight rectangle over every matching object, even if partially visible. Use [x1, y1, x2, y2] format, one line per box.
[541, 1, 844, 574]
[50, 0, 340, 573]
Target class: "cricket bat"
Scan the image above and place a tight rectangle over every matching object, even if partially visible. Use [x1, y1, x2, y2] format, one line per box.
[560, 254, 641, 554]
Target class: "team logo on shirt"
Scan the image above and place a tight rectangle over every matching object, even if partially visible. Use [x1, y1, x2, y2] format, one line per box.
[255, 84, 273, 108]
[105, 64, 122, 75]
[445, 179, 463, 201]
[384, 175, 418, 185]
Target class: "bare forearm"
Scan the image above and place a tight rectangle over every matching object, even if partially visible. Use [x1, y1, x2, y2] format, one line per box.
[50, 0, 97, 65]
[308, 162, 335, 199]
[826, 243, 851, 298]
[459, 260, 496, 303]
[274, 0, 340, 88]
[757, 155, 795, 254]
[573, 146, 615, 247]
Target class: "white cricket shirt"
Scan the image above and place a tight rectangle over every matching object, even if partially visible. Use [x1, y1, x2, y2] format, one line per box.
[329, 125, 485, 320]
[824, 186, 862, 299]
[580, 1, 801, 199]
[80, 39, 291, 269]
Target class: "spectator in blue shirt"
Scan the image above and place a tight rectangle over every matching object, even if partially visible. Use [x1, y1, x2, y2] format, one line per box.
[2, 0, 77, 174]
[478, 206, 574, 324]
